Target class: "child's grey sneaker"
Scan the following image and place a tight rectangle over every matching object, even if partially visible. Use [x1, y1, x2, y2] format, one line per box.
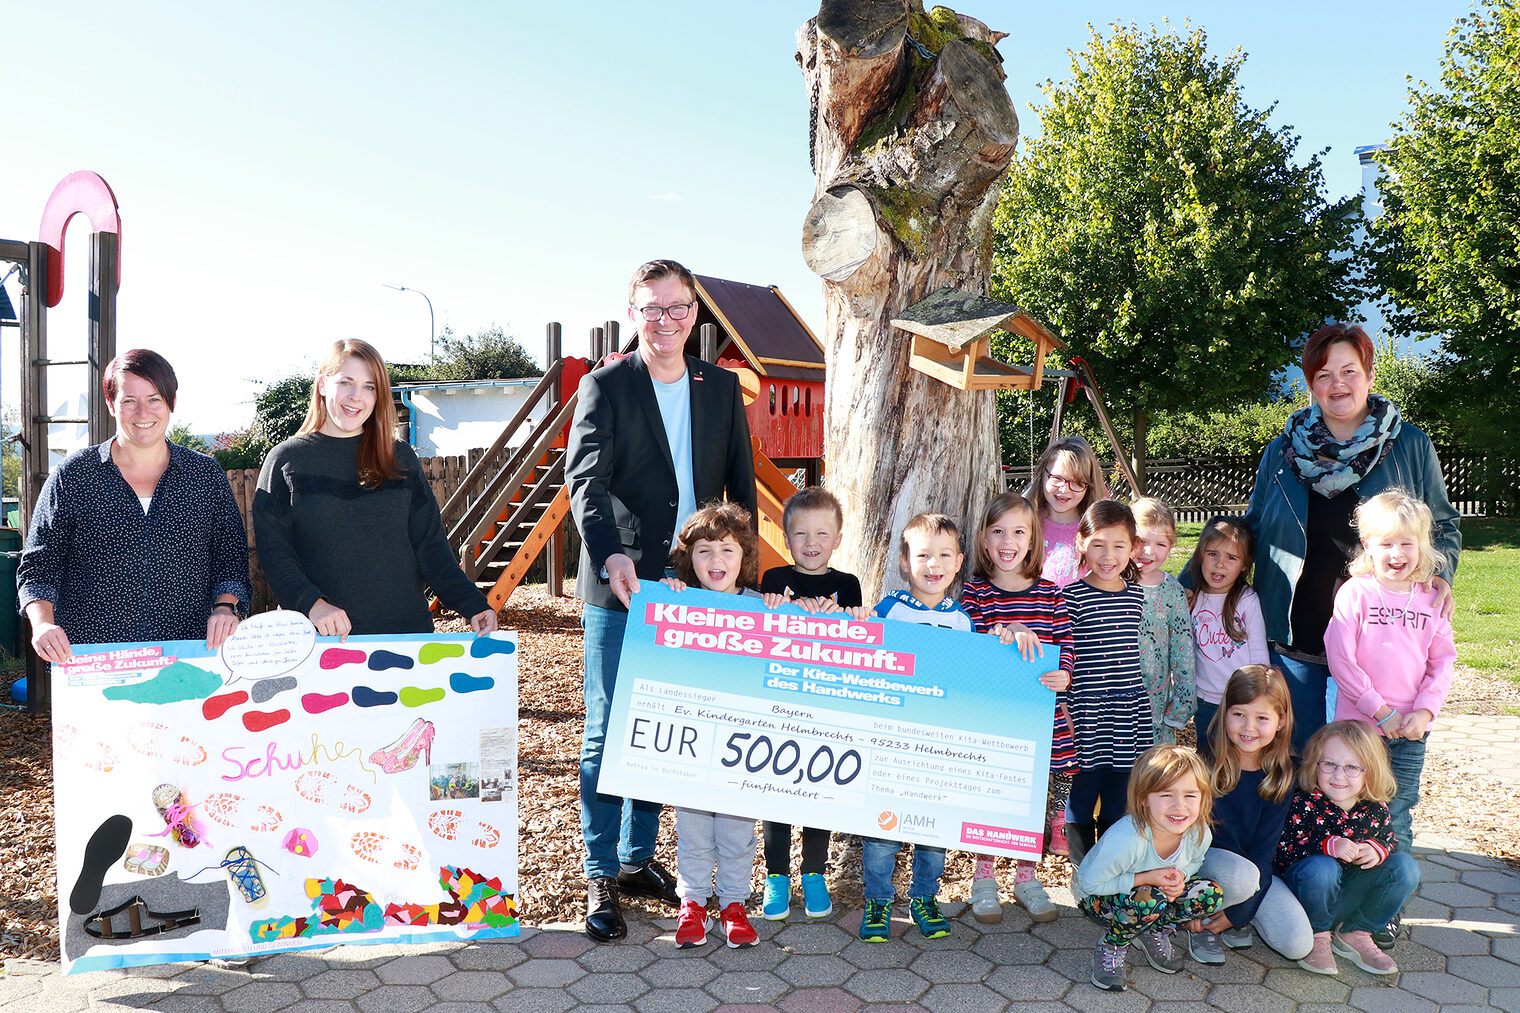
[1134, 924, 1184, 973]
[1220, 925, 1253, 949]
[1091, 938, 1128, 991]
[1187, 929, 1226, 964]
[1013, 878, 1059, 923]
[970, 876, 1003, 924]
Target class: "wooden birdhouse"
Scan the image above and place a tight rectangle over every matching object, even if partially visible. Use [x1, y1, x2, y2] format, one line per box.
[894, 287, 1066, 391]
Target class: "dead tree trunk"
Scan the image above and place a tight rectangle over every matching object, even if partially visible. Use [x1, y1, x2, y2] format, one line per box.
[797, 0, 1019, 595]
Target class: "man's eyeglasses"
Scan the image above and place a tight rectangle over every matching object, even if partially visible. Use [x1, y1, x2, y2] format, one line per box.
[1047, 475, 1088, 493]
[633, 301, 695, 322]
[1316, 760, 1365, 778]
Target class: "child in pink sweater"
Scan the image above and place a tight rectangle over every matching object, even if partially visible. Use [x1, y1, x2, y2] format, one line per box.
[1325, 489, 1456, 864]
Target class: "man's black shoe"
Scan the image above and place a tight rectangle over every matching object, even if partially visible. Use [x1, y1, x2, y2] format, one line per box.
[585, 877, 626, 942]
[617, 860, 680, 906]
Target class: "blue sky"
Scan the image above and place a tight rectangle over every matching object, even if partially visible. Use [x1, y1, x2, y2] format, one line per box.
[0, 1, 1468, 436]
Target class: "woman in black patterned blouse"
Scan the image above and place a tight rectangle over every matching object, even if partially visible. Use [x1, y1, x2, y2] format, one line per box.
[18, 349, 251, 661]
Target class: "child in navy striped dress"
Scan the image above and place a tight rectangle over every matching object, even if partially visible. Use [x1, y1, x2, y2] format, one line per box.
[1063, 500, 1156, 862]
[960, 492, 1075, 924]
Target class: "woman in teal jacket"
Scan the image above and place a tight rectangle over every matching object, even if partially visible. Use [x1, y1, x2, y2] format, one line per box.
[1244, 324, 1460, 755]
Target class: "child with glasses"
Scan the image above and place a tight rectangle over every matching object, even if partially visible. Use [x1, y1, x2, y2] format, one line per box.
[1273, 721, 1419, 976]
[1025, 436, 1109, 590]
[1024, 436, 1109, 857]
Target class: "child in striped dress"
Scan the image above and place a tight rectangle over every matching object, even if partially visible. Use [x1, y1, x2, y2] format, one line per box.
[1063, 500, 1156, 863]
[960, 492, 1075, 924]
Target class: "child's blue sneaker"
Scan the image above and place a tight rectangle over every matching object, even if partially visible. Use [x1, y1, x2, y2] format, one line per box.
[801, 873, 832, 918]
[909, 895, 950, 939]
[762, 875, 790, 921]
[859, 898, 892, 941]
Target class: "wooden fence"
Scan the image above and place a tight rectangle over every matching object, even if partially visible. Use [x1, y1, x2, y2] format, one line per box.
[1003, 447, 1517, 524]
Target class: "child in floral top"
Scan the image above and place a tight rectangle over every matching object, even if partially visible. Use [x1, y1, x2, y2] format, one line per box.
[1274, 721, 1418, 976]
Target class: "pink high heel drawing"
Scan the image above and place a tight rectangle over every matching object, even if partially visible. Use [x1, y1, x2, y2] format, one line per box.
[370, 718, 435, 773]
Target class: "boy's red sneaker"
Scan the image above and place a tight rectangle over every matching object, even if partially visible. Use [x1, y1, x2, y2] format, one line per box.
[720, 902, 758, 948]
[674, 899, 708, 948]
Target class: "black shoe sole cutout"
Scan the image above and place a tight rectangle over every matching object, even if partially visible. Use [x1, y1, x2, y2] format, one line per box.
[70, 814, 133, 915]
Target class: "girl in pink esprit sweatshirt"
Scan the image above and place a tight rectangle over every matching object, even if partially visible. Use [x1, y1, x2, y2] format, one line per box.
[1325, 489, 1456, 858]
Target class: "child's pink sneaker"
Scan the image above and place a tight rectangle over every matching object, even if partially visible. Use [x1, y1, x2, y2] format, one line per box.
[1049, 812, 1069, 856]
[1332, 930, 1397, 975]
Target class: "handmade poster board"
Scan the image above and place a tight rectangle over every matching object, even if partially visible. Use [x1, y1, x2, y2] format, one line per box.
[599, 584, 1055, 860]
[52, 611, 519, 974]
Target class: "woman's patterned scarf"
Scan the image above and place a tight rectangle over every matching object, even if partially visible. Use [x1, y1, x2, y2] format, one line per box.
[1283, 393, 1402, 498]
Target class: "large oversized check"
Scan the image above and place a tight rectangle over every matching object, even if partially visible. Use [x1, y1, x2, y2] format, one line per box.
[598, 583, 1056, 860]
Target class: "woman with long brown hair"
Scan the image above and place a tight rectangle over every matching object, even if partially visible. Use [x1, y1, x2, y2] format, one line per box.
[253, 339, 496, 638]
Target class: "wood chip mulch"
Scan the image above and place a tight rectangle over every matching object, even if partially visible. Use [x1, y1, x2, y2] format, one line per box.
[3, 582, 1517, 967]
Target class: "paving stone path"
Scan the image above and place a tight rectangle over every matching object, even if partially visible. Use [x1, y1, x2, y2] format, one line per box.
[4, 718, 1518, 1012]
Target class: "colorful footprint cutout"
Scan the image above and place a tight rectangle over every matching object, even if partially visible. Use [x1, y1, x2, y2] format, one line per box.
[294, 771, 372, 814]
[103, 661, 220, 704]
[470, 637, 515, 658]
[302, 691, 349, 714]
[427, 809, 501, 848]
[319, 648, 367, 670]
[55, 723, 118, 771]
[418, 643, 464, 665]
[350, 831, 422, 870]
[243, 709, 291, 732]
[128, 723, 207, 766]
[367, 650, 413, 671]
[202, 691, 248, 721]
[202, 793, 284, 832]
[449, 672, 494, 694]
[251, 676, 297, 703]
[352, 686, 398, 708]
[399, 686, 445, 707]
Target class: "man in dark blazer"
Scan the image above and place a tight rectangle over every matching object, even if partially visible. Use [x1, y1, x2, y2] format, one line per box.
[566, 259, 757, 941]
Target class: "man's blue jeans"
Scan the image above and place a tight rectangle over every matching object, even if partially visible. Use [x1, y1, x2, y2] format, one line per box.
[1282, 853, 1419, 934]
[862, 839, 945, 903]
[580, 602, 662, 879]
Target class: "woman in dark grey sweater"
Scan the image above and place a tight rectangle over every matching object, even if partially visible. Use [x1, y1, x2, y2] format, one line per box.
[253, 339, 496, 638]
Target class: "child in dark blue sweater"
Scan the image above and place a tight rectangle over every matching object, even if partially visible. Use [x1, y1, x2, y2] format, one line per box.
[1190, 667, 1312, 966]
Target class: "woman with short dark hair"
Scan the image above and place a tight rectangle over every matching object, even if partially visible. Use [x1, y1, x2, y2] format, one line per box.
[18, 349, 250, 660]
[1245, 323, 1460, 754]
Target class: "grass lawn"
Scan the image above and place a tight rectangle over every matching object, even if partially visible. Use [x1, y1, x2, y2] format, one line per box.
[1164, 517, 1520, 685]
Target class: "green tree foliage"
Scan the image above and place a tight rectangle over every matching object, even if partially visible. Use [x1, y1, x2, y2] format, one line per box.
[1368, 0, 1520, 451]
[167, 422, 212, 455]
[990, 23, 1359, 489]
[1, 409, 18, 498]
[212, 374, 312, 471]
[253, 375, 316, 449]
[210, 426, 268, 471]
[391, 325, 542, 382]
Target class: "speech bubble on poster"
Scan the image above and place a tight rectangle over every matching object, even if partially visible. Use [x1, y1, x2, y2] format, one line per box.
[219, 610, 317, 684]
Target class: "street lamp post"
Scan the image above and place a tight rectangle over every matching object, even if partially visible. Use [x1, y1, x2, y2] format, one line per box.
[382, 283, 435, 360]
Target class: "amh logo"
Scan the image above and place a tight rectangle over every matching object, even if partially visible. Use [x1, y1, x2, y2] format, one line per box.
[876, 810, 898, 831]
